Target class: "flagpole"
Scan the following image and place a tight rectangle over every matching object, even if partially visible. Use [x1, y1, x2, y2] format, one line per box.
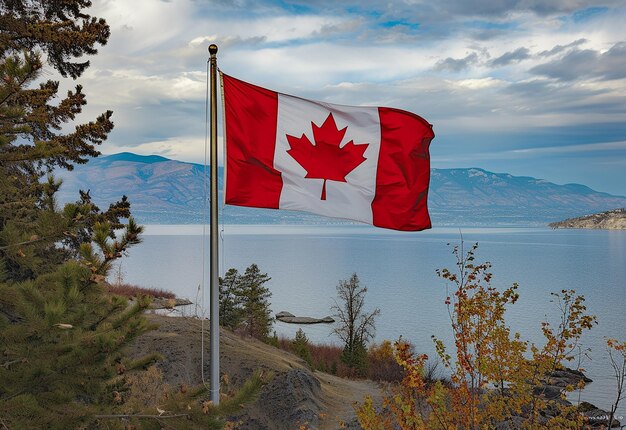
[208, 43, 220, 405]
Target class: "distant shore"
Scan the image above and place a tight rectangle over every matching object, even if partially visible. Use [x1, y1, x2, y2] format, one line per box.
[549, 208, 626, 230]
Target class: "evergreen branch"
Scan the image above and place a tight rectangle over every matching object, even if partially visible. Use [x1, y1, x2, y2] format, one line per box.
[0, 236, 46, 250]
[0, 53, 42, 106]
[215, 370, 267, 414]
[1, 358, 22, 369]
[95, 413, 190, 419]
[0, 389, 26, 403]
[124, 353, 164, 371]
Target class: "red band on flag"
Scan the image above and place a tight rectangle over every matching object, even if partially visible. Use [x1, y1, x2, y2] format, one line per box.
[223, 74, 282, 208]
[372, 107, 434, 231]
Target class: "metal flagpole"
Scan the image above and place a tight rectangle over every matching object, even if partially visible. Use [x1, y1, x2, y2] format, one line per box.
[208, 43, 220, 405]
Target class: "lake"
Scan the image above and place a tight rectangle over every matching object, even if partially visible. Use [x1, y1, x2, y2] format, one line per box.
[119, 224, 626, 418]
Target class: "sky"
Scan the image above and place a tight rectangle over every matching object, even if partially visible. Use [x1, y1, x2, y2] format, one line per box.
[65, 0, 626, 195]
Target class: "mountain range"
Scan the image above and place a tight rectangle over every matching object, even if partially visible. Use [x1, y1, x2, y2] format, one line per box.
[56, 152, 626, 226]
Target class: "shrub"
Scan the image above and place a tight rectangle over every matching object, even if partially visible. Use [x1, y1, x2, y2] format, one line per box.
[367, 340, 405, 382]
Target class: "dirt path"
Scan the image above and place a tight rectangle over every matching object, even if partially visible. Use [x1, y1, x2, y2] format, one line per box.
[317, 372, 381, 429]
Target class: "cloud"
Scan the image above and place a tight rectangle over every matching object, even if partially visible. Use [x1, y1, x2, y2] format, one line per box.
[538, 38, 587, 56]
[488, 47, 531, 66]
[470, 27, 513, 41]
[530, 43, 626, 81]
[510, 140, 626, 155]
[189, 35, 267, 49]
[596, 42, 626, 80]
[454, 77, 506, 89]
[68, 0, 626, 195]
[530, 49, 598, 81]
[279, 0, 620, 20]
[104, 136, 225, 165]
[414, 0, 621, 19]
[434, 52, 480, 72]
[312, 18, 364, 37]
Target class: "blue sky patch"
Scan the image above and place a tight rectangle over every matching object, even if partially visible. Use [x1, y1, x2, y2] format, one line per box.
[379, 19, 420, 31]
[572, 6, 609, 22]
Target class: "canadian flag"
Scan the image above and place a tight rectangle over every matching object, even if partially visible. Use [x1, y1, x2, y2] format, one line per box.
[221, 73, 435, 231]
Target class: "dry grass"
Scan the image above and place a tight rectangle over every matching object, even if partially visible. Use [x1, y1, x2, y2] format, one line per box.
[276, 336, 351, 377]
[276, 336, 428, 382]
[107, 283, 176, 299]
[309, 343, 349, 376]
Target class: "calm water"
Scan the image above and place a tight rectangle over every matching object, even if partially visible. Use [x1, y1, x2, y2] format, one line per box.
[119, 225, 626, 417]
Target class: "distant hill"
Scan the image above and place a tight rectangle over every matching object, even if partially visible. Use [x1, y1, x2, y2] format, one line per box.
[549, 208, 626, 230]
[427, 168, 626, 226]
[56, 152, 626, 226]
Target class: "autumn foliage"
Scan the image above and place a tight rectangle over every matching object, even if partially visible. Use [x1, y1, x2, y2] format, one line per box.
[356, 242, 597, 429]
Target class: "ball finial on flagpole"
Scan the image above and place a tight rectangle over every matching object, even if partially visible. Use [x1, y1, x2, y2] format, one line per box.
[209, 44, 218, 56]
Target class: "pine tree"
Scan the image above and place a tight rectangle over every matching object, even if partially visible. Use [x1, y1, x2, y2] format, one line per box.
[292, 328, 312, 366]
[219, 267, 243, 329]
[238, 264, 273, 340]
[218, 264, 274, 339]
[0, 1, 148, 426]
[0, 0, 115, 282]
[1, 3, 264, 427]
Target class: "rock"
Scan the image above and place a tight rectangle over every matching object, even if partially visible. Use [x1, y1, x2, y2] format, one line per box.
[275, 311, 295, 319]
[233, 369, 323, 429]
[579, 402, 622, 428]
[148, 297, 192, 309]
[546, 367, 592, 387]
[532, 366, 592, 401]
[532, 384, 562, 400]
[276, 312, 335, 324]
[495, 416, 525, 430]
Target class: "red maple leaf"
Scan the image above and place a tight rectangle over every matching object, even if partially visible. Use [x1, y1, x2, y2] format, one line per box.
[286, 113, 369, 200]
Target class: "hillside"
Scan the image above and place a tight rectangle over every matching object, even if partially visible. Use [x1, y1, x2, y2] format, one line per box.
[126, 314, 379, 429]
[56, 153, 626, 226]
[127, 314, 617, 429]
[549, 208, 626, 230]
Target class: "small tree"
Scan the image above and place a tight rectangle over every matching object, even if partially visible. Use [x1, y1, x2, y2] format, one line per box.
[292, 328, 312, 366]
[0, 220, 149, 428]
[606, 338, 626, 429]
[239, 263, 273, 340]
[332, 273, 380, 376]
[219, 267, 243, 329]
[220, 264, 273, 341]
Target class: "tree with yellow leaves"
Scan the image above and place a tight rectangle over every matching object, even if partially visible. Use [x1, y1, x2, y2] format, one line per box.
[356, 242, 596, 429]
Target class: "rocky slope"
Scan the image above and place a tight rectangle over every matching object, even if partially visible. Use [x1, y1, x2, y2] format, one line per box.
[125, 314, 380, 429]
[57, 152, 626, 226]
[549, 208, 626, 229]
